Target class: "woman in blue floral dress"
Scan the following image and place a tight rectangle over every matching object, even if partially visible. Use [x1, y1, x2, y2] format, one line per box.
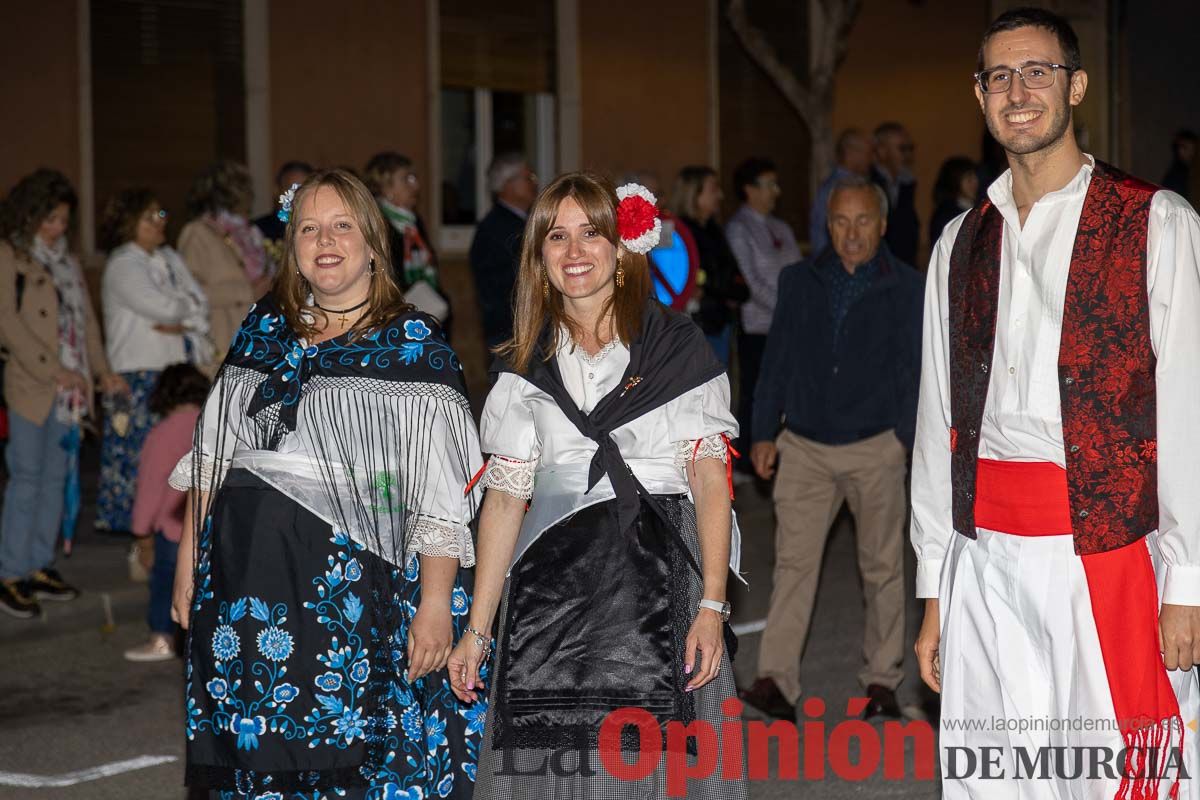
[168, 170, 487, 800]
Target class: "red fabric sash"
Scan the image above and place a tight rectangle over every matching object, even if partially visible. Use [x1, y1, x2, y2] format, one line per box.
[976, 458, 1183, 799]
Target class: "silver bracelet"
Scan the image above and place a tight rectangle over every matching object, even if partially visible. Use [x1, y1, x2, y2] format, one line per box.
[465, 625, 494, 654]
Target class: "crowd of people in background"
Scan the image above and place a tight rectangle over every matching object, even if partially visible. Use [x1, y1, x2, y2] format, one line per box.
[0, 108, 1194, 700]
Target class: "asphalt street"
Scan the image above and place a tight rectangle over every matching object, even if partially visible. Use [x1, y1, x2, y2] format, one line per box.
[0, 445, 939, 799]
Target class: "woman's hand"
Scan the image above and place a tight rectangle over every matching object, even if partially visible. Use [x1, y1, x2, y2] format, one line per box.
[55, 368, 89, 394]
[684, 607, 725, 692]
[99, 373, 130, 396]
[448, 627, 490, 704]
[170, 553, 194, 630]
[407, 600, 453, 682]
[134, 535, 155, 572]
[153, 322, 188, 335]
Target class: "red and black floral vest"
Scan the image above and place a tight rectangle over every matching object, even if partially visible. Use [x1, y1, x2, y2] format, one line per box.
[947, 161, 1159, 555]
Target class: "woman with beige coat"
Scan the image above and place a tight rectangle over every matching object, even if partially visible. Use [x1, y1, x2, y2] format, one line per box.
[177, 161, 272, 371]
[0, 169, 126, 618]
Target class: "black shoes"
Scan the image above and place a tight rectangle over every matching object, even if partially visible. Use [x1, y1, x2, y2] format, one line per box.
[738, 677, 796, 720]
[861, 683, 903, 720]
[0, 579, 40, 619]
[26, 568, 80, 602]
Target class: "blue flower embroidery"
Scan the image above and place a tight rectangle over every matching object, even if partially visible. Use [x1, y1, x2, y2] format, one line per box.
[212, 624, 240, 661]
[462, 762, 477, 782]
[450, 586, 468, 617]
[314, 672, 343, 692]
[231, 713, 267, 750]
[425, 711, 447, 755]
[404, 555, 419, 581]
[437, 773, 454, 797]
[206, 678, 229, 701]
[272, 683, 299, 705]
[332, 707, 366, 743]
[349, 658, 370, 684]
[257, 793, 283, 800]
[459, 700, 487, 737]
[401, 704, 423, 742]
[257, 626, 295, 661]
[404, 319, 431, 341]
[383, 784, 424, 800]
[344, 558, 362, 582]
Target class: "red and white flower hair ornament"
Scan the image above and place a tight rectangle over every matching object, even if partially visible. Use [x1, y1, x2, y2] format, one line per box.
[615, 183, 662, 255]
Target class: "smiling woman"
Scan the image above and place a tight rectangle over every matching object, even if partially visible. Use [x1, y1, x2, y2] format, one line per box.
[171, 169, 489, 799]
[449, 173, 748, 798]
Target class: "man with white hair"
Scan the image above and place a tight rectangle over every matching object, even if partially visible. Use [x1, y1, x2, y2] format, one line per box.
[469, 153, 538, 349]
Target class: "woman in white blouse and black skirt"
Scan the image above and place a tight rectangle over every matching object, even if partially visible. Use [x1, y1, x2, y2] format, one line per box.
[449, 172, 748, 799]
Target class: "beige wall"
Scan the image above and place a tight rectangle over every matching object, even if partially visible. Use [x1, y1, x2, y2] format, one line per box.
[578, 0, 713, 188]
[267, 0, 431, 219]
[0, 1, 81, 201]
[833, 0, 989, 263]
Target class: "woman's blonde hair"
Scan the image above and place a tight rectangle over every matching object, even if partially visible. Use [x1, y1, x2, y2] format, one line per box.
[273, 169, 411, 339]
[496, 172, 651, 373]
[668, 165, 717, 220]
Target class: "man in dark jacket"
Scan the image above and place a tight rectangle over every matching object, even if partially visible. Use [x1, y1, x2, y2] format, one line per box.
[739, 175, 924, 722]
[469, 153, 538, 350]
[871, 122, 920, 266]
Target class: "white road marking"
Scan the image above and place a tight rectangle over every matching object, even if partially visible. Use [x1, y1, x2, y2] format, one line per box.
[0, 755, 178, 788]
[731, 618, 766, 636]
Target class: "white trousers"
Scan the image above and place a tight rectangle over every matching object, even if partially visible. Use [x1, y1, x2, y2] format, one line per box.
[939, 529, 1200, 799]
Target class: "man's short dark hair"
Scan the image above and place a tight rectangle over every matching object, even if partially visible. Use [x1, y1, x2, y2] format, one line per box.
[977, 7, 1081, 73]
[733, 157, 777, 202]
[873, 122, 907, 145]
[275, 160, 314, 185]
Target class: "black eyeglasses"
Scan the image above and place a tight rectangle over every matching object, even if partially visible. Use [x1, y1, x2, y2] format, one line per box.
[974, 62, 1075, 93]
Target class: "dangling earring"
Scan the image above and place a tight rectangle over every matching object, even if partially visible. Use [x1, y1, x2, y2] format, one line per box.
[369, 257, 377, 275]
[542, 271, 550, 299]
[615, 256, 625, 289]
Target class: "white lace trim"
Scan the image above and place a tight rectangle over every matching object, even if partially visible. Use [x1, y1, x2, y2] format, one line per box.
[406, 515, 476, 567]
[480, 455, 535, 500]
[576, 338, 618, 369]
[673, 433, 730, 467]
[168, 451, 231, 491]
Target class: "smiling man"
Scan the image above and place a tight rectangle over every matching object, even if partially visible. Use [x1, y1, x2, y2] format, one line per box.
[911, 7, 1200, 798]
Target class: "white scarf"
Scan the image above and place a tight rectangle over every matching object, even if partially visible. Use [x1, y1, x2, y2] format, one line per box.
[30, 236, 90, 424]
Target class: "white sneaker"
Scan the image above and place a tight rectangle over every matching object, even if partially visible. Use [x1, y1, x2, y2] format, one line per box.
[124, 634, 175, 662]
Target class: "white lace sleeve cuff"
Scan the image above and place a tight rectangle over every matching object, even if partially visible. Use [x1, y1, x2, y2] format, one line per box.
[406, 516, 476, 567]
[480, 455, 535, 500]
[167, 451, 231, 491]
[674, 433, 731, 467]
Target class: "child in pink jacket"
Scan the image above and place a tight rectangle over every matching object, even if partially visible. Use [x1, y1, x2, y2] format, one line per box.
[124, 364, 209, 662]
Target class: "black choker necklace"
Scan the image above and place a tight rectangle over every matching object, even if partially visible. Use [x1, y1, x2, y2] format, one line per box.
[312, 297, 369, 326]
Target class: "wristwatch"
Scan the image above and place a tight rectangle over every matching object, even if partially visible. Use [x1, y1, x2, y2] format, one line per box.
[698, 598, 731, 623]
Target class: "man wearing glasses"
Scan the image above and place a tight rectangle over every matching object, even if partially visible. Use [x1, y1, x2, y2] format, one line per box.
[911, 7, 1200, 797]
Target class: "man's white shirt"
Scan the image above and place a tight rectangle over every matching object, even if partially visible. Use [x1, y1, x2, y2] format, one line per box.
[910, 155, 1200, 605]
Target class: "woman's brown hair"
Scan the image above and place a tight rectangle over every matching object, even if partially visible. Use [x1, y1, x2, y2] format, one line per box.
[496, 172, 652, 373]
[186, 160, 253, 218]
[273, 169, 411, 339]
[0, 169, 78, 258]
[99, 187, 157, 251]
